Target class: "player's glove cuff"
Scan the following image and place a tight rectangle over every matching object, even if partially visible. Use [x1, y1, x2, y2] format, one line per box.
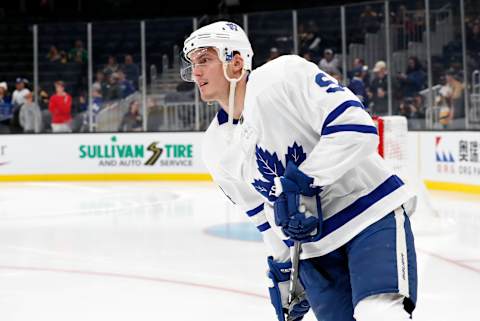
[267, 256, 310, 321]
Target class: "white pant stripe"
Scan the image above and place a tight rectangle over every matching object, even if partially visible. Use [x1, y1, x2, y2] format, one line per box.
[394, 207, 409, 297]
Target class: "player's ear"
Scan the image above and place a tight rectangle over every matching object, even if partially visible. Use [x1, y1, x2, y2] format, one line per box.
[232, 51, 244, 73]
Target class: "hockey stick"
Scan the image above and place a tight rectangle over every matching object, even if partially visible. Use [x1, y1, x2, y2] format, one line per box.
[286, 240, 302, 321]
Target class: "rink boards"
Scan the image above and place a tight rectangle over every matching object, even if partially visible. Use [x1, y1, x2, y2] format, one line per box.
[0, 131, 479, 193]
[0, 132, 209, 181]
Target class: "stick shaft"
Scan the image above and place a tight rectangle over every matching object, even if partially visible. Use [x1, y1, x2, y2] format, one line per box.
[287, 241, 301, 321]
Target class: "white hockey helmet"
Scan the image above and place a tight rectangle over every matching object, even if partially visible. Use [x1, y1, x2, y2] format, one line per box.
[180, 21, 253, 82]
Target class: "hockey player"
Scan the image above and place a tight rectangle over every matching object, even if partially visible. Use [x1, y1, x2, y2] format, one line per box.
[181, 21, 417, 321]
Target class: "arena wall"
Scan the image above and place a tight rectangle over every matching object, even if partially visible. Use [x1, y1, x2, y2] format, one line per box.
[1, 131, 479, 193]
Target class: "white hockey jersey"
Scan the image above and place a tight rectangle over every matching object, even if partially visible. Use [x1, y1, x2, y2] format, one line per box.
[202, 55, 416, 262]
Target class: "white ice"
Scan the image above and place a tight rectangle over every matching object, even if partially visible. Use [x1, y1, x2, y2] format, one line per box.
[0, 181, 479, 321]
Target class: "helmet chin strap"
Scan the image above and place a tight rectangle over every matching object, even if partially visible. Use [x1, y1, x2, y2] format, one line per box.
[222, 63, 246, 129]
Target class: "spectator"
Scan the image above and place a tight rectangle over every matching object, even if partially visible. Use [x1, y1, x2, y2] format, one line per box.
[12, 78, 30, 108]
[0, 82, 12, 124]
[368, 60, 389, 115]
[59, 50, 68, 64]
[435, 85, 453, 128]
[38, 89, 50, 110]
[11, 78, 31, 133]
[445, 70, 465, 119]
[0, 82, 11, 106]
[92, 88, 104, 106]
[93, 71, 107, 98]
[19, 92, 42, 133]
[396, 56, 426, 98]
[48, 80, 72, 133]
[467, 23, 480, 58]
[46, 45, 61, 62]
[118, 100, 143, 132]
[398, 96, 420, 119]
[348, 58, 370, 85]
[348, 67, 368, 108]
[298, 21, 322, 60]
[103, 55, 119, 77]
[104, 73, 122, 101]
[72, 91, 88, 114]
[121, 54, 139, 86]
[68, 40, 88, 64]
[360, 5, 381, 33]
[267, 47, 280, 62]
[391, 4, 407, 25]
[117, 70, 135, 98]
[319, 48, 340, 75]
[413, 93, 425, 118]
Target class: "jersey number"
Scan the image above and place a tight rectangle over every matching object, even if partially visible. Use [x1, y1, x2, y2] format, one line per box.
[315, 72, 344, 93]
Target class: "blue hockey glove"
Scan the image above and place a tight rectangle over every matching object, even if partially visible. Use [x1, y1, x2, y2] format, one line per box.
[273, 163, 322, 241]
[267, 256, 310, 321]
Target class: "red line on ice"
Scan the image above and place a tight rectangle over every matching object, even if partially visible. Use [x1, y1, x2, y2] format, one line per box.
[0, 265, 268, 299]
[417, 248, 480, 274]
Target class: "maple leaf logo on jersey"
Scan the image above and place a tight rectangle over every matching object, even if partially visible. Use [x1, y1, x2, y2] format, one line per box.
[252, 142, 307, 201]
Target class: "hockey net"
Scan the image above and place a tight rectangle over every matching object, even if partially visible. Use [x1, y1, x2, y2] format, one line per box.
[373, 116, 439, 227]
[374, 116, 408, 176]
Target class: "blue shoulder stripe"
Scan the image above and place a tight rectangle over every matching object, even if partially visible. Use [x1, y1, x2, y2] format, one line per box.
[322, 100, 365, 131]
[246, 204, 264, 217]
[322, 124, 378, 136]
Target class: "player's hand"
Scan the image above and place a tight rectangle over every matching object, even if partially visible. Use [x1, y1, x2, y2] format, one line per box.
[267, 256, 310, 321]
[273, 163, 322, 241]
[274, 194, 319, 241]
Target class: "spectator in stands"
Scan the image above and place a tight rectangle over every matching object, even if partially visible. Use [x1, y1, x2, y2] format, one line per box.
[12, 78, 30, 108]
[68, 40, 88, 64]
[467, 23, 480, 58]
[267, 47, 280, 62]
[348, 57, 370, 86]
[121, 54, 139, 87]
[118, 100, 143, 132]
[435, 85, 453, 128]
[368, 60, 389, 115]
[117, 70, 135, 98]
[72, 91, 88, 114]
[59, 50, 68, 64]
[48, 80, 72, 133]
[319, 48, 340, 75]
[298, 21, 322, 61]
[391, 4, 407, 25]
[10, 78, 31, 133]
[348, 67, 368, 108]
[398, 95, 422, 119]
[92, 88, 104, 105]
[0, 82, 11, 107]
[38, 89, 49, 110]
[104, 73, 122, 101]
[445, 70, 465, 119]
[93, 71, 107, 98]
[103, 55, 119, 77]
[47, 45, 61, 62]
[360, 5, 381, 33]
[19, 92, 42, 133]
[396, 56, 426, 98]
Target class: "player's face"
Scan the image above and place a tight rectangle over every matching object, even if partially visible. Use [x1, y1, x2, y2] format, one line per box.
[190, 48, 228, 102]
